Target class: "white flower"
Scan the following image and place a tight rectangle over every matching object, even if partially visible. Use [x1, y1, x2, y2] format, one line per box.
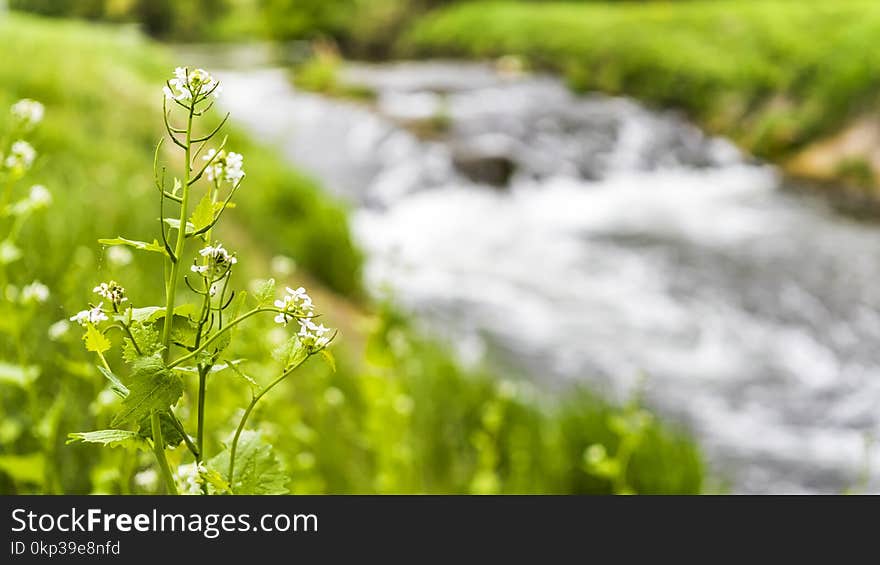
[93, 281, 127, 306]
[70, 303, 108, 326]
[176, 462, 207, 495]
[4, 140, 36, 170]
[273, 286, 314, 326]
[106, 246, 133, 267]
[224, 151, 245, 183]
[28, 185, 51, 208]
[191, 242, 237, 278]
[164, 67, 220, 102]
[10, 99, 44, 130]
[297, 317, 332, 350]
[20, 281, 49, 304]
[48, 319, 70, 341]
[203, 148, 244, 185]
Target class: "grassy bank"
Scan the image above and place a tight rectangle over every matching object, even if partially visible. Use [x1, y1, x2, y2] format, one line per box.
[0, 13, 705, 494]
[403, 1, 880, 186]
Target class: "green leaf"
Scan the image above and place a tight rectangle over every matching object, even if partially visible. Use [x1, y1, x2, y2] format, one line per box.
[111, 356, 183, 427]
[137, 411, 183, 448]
[122, 304, 200, 324]
[162, 218, 195, 235]
[0, 361, 40, 388]
[273, 337, 308, 370]
[98, 237, 168, 256]
[97, 365, 129, 398]
[254, 278, 276, 306]
[209, 430, 288, 494]
[84, 323, 111, 354]
[189, 192, 215, 232]
[320, 349, 336, 372]
[66, 429, 147, 451]
[121, 321, 162, 363]
[201, 465, 232, 494]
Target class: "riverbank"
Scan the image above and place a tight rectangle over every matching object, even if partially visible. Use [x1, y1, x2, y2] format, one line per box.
[400, 1, 880, 193]
[0, 13, 705, 494]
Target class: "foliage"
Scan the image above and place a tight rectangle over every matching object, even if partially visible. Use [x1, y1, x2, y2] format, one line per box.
[9, 0, 229, 40]
[402, 0, 880, 159]
[0, 13, 706, 495]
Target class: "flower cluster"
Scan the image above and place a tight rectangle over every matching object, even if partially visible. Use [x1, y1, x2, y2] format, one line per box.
[3, 140, 36, 171]
[274, 286, 332, 351]
[191, 243, 237, 278]
[10, 99, 44, 130]
[273, 286, 313, 325]
[203, 149, 245, 185]
[70, 303, 108, 326]
[298, 318, 332, 351]
[164, 67, 221, 102]
[93, 280, 127, 307]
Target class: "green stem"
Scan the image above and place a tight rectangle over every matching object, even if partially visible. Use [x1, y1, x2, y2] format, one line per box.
[161, 104, 194, 361]
[196, 367, 207, 460]
[151, 410, 178, 495]
[228, 355, 309, 481]
[168, 307, 278, 369]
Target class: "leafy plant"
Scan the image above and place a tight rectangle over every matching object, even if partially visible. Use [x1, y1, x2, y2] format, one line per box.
[66, 67, 336, 495]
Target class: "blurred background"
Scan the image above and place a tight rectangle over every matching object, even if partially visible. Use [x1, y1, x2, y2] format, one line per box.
[3, 0, 880, 494]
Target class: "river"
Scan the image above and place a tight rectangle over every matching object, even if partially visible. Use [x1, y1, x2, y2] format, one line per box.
[208, 58, 880, 494]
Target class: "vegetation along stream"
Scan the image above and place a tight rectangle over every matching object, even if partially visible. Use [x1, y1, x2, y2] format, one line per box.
[212, 59, 880, 494]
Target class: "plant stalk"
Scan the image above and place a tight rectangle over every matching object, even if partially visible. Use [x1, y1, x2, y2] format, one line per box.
[228, 356, 309, 481]
[151, 409, 178, 495]
[161, 103, 195, 361]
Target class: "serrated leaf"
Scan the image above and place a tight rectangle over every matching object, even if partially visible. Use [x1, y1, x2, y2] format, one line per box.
[97, 365, 129, 398]
[122, 321, 162, 363]
[99, 237, 168, 256]
[190, 192, 216, 232]
[137, 411, 183, 448]
[0, 361, 39, 387]
[201, 465, 232, 494]
[66, 429, 148, 450]
[84, 324, 111, 354]
[209, 430, 288, 494]
[111, 356, 183, 427]
[320, 349, 336, 372]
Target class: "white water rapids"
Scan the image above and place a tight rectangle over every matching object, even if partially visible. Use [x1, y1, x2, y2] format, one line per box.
[215, 61, 880, 493]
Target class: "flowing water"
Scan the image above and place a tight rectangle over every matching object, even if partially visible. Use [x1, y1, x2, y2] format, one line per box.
[213, 60, 880, 493]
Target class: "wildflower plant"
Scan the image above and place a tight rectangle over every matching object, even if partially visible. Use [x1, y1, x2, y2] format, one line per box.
[67, 67, 335, 495]
[0, 98, 60, 491]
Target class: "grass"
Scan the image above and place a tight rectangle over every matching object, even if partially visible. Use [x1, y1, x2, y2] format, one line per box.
[402, 1, 880, 161]
[0, 12, 706, 494]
